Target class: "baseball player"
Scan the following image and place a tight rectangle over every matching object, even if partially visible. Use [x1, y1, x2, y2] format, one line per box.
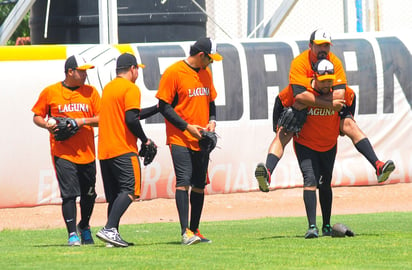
[256, 29, 395, 195]
[288, 59, 345, 238]
[32, 55, 100, 246]
[96, 53, 156, 248]
[156, 37, 222, 245]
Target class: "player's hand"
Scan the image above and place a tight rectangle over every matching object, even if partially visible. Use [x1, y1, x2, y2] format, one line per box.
[206, 121, 216, 132]
[186, 124, 203, 139]
[45, 121, 57, 133]
[332, 99, 346, 111]
[278, 126, 294, 136]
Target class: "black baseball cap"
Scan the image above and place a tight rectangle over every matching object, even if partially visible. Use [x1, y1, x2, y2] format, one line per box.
[116, 53, 145, 69]
[64, 54, 95, 73]
[190, 37, 223, 61]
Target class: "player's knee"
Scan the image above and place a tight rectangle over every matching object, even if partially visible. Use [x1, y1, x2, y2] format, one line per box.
[62, 196, 76, 205]
[319, 182, 331, 191]
[340, 118, 357, 135]
[341, 119, 366, 141]
[303, 176, 317, 188]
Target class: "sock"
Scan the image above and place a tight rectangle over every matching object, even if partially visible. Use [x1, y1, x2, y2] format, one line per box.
[78, 193, 96, 229]
[354, 138, 379, 168]
[106, 192, 132, 229]
[303, 190, 317, 227]
[266, 154, 280, 174]
[189, 191, 204, 233]
[62, 197, 77, 235]
[319, 185, 332, 228]
[175, 189, 189, 235]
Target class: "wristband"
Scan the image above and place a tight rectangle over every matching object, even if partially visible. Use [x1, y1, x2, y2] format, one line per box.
[82, 118, 86, 125]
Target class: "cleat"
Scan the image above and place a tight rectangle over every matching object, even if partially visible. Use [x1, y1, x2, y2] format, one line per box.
[104, 242, 133, 248]
[96, 227, 128, 247]
[195, 229, 212, 243]
[255, 163, 271, 192]
[322, 224, 332, 237]
[376, 160, 395, 183]
[77, 225, 94, 245]
[181, 228, 201, 246]
[68, 232, 81, 246]
[305, 225, 319, 239]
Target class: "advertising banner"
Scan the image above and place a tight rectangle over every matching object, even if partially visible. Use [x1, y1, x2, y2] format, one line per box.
[0, 32, 410, 208]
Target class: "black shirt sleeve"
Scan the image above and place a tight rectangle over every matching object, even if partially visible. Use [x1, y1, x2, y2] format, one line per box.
[209, 101, 216, 121]
[332, 83, 346, 90]
[139, 104, 159, 120]
[125, 109, 148, 143]
[158, 99, 187, 131]
[291, 84, 307, 97]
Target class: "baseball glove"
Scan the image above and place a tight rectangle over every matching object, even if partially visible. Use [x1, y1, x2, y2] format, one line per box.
[199, 130, 217, 153]
[52, 117, 79, 141]
[331, 223, 355, 237]
[139, 139, 157, 166]
[277, 107, 308, 134]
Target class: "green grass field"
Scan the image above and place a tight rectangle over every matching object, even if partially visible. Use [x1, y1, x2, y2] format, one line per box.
[0, 212, 411, 270]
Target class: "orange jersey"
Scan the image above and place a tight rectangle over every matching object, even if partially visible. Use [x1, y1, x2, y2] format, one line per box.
[98, 77, 142, 160]
[345, 86, 355, 107]
[31, 82, 101, 164]
[278, 85, 295, 107]
[289, 50, 347, 89]
[156, 60, 217, 151]
[294, 87, 340, 152]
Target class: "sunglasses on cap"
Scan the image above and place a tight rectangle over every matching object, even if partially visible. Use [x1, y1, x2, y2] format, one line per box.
[316, 68, 334, 76]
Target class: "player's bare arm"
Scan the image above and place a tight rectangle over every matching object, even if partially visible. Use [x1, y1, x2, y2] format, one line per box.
[332, 88, 345, 100]
[33, 114, 56, 132]
[75, 115, 99, 128]
[294, 91, 345, 111]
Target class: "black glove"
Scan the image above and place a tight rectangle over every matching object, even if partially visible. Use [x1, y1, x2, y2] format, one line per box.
[52, 117, 79, 141]
[139, 139, 157, 166]
[199, 130, 218, 153]
[332, 223, 355, 237]
[277, 107, 308, 134]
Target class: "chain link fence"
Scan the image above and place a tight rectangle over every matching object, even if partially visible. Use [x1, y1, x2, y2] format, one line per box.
[204, 0, 412, 41]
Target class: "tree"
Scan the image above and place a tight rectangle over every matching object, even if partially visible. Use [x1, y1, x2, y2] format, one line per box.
[0, 0, 30, 45]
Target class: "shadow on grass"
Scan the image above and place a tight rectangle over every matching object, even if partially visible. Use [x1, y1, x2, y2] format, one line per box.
[258, 234, 303, 240]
